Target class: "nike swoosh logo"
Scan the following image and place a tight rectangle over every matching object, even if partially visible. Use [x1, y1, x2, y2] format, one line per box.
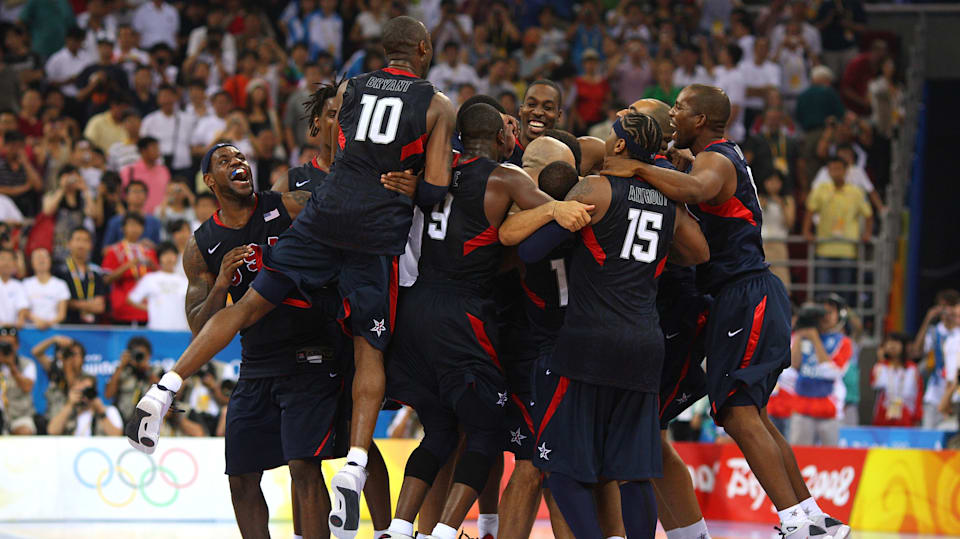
[329, 372, 338, 378]
[295, 179, 310, 187]
[207, 242, 222, 254]
[728, 328, 744, 337]
[666, 332, 680, 339]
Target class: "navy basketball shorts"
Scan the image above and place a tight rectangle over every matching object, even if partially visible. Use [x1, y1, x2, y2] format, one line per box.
[501, 356, 537, 460]
[533, 363, 662, 484]
[224, 363, 344, 476]
[658, 295, 712, 429]
[385, 284, 507, 453]
[253, 227, 399, 352]
[703, 270, 792, 423]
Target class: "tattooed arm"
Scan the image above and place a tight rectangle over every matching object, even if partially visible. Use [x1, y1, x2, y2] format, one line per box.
[281, 189, 312, 219]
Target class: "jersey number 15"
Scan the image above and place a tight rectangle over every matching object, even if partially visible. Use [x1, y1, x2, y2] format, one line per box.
[620, 209, 663, 263]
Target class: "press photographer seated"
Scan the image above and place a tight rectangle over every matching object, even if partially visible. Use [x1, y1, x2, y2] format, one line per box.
[46, 374, 122, 436]
[105, 336, 154, 423]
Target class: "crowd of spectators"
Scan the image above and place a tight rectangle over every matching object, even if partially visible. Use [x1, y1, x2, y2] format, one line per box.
[0, 0, 938, 440]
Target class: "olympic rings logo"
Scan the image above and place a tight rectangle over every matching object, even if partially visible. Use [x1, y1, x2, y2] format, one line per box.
[72, 447, 199, 508]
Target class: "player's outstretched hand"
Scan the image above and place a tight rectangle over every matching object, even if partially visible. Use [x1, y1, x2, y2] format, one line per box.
[667, 147, 694, 171]
[598, 155, 641, 178]
[553, 200, 595, 232]
[380, 169, 419, 199]
[124, 384, 174, 454]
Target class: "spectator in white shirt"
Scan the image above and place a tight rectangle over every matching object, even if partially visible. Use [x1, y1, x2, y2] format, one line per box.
[738, 36, 781, 132]
[22, 248, 70, 330]
[673, 45, 713, 88]
[711, 43, 746, 141]
[45, 26, 93, 99]
[428, 42, 480, 107]
[431, 0, 473, 52]
[608, 1, 651, 43]
[0, 248, 28, 326]
[114, 24, 151, 88]
[140, 84, 187, 172]
[731, 13, 755, 64]
[127, 242, 188, 331]
[773, 21, 813, 109]
[132, 0, 179, 50]
[770, 0, 821, 61]
[77, 0, 118, 58]
[191, 91, 233, 157]
[307, 0, 343, 65]
[47, 374, 123, 436]
[187, 5, 237, 73]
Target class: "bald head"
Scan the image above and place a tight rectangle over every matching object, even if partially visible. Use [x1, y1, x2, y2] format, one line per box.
[684, 84, 731, 130]
[522, 137, 574, 184]
[630, 99, 672, 149]
[382, 16, 429, 58]
[577, 136, 605, 175]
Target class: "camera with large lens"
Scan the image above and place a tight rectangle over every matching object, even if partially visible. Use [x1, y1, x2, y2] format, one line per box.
[0, 342, 12, 355]
[82, 386, 98, 401]
[795, 303, 827, 329]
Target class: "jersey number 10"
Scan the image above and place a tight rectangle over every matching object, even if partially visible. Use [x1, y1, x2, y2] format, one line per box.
[620, 209, 663, 263]
[355, 94, 404, 144]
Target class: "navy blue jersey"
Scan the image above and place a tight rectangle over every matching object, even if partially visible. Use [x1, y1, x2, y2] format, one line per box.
[521, 245, 572, 353]
[292, 67, 438, 255]
[193, 192, 336, 378]
[418, 156, 502, 288]
[688, 139, 767, 294]
[287, 156, 329, 193]
[552, 175, 676, 392]
[653, 154, 698, 311]
[506, 141, 524, 167]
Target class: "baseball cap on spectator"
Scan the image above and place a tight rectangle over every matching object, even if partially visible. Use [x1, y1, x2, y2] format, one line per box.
[811, 65, 834, 83]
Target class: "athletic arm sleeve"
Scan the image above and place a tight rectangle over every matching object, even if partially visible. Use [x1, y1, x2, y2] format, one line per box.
[517, 222, 573, 264]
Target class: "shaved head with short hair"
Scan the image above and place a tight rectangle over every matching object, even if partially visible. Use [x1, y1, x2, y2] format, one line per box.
[522, 136, 575, 185]
[382, 16, 429, 58]
[630, 99, 673, 148]
[684, 84, 731, 131]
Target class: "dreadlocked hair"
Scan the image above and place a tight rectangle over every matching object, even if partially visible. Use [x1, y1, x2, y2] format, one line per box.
[303, 81, 340, 137]
[619, 111, 662, 162]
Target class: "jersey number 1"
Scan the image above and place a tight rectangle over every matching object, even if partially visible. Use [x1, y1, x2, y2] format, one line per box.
[620, 209, 663, 263]
[355, 94, 403, 144]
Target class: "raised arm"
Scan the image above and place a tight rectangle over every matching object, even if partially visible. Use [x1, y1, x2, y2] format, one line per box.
[668, 205, 709, 266]
[419, 93, 456, 194]
[183, 237, 251, 335]
[602, 152, 733, 204]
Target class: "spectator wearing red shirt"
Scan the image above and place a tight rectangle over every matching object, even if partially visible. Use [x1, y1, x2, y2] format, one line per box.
[840, 39, 887, 116]
[572, 48, 609, 135]
[16, 88, 44, 141]
[120, 137, 170, 215]
[101, 213, 156, 324]
[871, 333, 923, 426]
[222, 49, 258, 110]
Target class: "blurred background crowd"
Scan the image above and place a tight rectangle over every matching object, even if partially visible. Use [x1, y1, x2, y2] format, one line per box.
[0, 0, 952, 447]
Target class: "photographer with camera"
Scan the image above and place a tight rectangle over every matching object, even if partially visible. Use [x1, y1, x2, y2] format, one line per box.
[183, 361, 229, 436]
[104, 336, 154, 422]
[32, 335, 86, 430]
[0, 327, 37, 434]
[789, 296, 853, 446]
[47, 373, 122, 436]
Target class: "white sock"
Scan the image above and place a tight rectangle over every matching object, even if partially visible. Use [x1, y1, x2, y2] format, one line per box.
[159, 371, 183, 392]
[430, 523, 458, 539]
[346, 446, 368, 468]
[477, 513, 498, 538]
[778, 503, 807, 526]
[800, 496, 825, 517]
[415, 534, 429, 539]
[388, 518, 414, 537]
[374, 530, 387, 539]
[292, 535, 303, 539]
[666, 518, 711, 539]
[606, 537, 625, 539]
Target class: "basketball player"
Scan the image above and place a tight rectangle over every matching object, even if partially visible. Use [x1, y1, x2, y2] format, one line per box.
[126, 16, 457, 539]
[274, 83, 338, 193]
[509, 80, 565, 165]
[602, 85, 848, 539]
[510, 111, 709, 537]
[380, 103, 592, 539]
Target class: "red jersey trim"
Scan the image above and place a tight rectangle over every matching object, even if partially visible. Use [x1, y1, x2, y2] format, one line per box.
[400, 133, 428, 161]
[212, 194, 258, 228]
[463, 225, 499, 256]
[654, 256, 668, 278]
[520, 279, 546, 310]
[697, 196, 758, 227]
[580, 226, 606, 266]
[310, 156, 329, 173]
[466, 312, 502, 371]
[382, 67, 418, 78]
[536, 376, 569, 443]
[703, 138, 728, 150]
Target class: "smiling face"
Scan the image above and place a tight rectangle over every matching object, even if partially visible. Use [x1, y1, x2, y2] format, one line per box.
[519, 83, 561, 145]
[668, 89, 703, 149]
[205, 146, 254, 200]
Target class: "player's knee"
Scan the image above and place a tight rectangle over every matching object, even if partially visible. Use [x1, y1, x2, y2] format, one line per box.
[228, 472, 263, 499]
[453, 450, 494, 494]
[509, 459, 543, 487]
[288, 459, 322, 489]
[404, 445, 446, 486]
